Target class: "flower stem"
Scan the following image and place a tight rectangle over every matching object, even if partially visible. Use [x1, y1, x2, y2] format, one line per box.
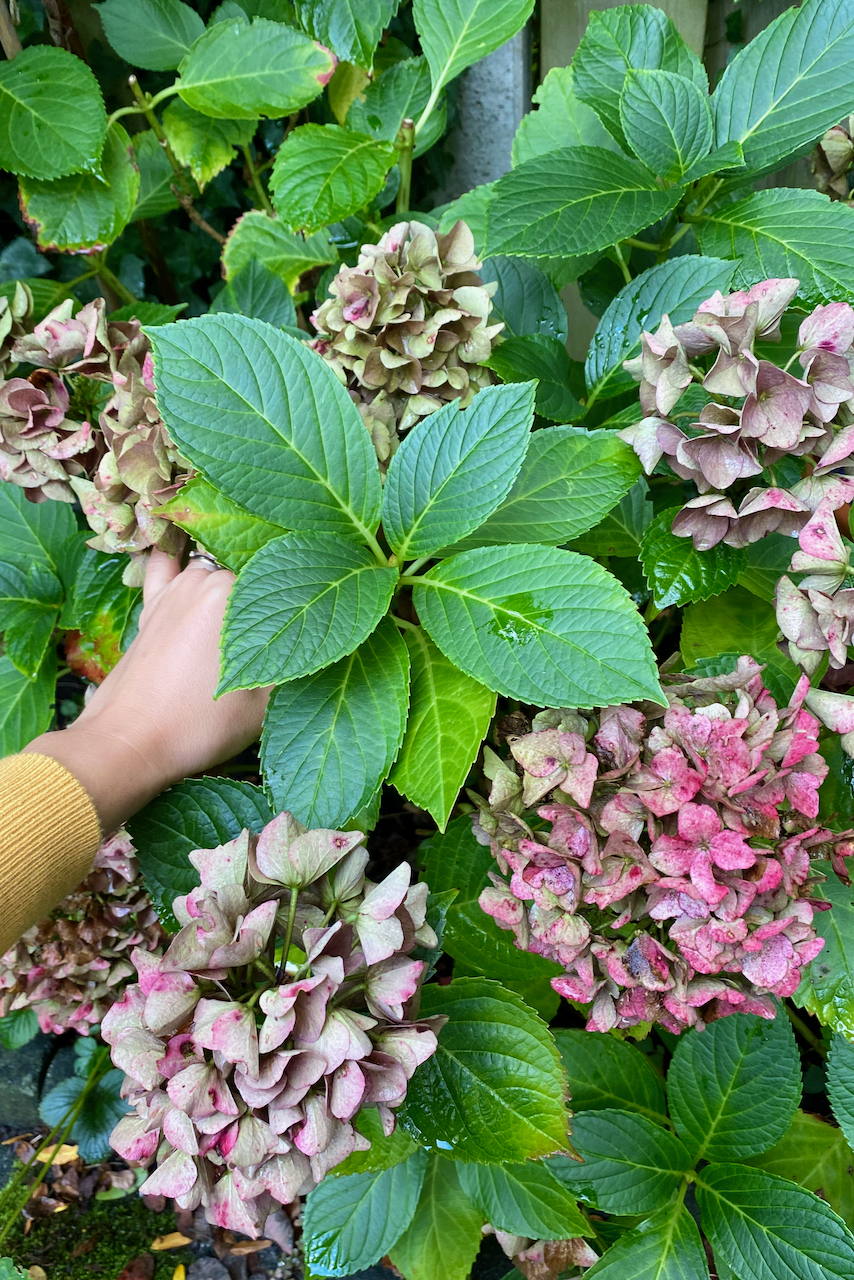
[96, 256, 138, 307]
[784, 1003, 827, 1056]
[392, 614, 419, 632]
[275, 887, 300, 984]
[396, 118, 415, 214]
[127, 75, 187, 191]
[614, 242, 632, 285]
[242, 144, 274, 216]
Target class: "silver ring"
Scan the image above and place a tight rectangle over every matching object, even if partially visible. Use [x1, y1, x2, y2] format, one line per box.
[188, 549, 225, 571]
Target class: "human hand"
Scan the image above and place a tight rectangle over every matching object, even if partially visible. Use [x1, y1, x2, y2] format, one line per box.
[25, 549, 269, 833]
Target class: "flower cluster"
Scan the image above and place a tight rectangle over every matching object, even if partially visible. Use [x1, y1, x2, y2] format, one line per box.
[620, 279, 854, 552]
[473, 658, 853, 1036]
[310, 219, 502, 465]
[776, 498, 854, 672]
[0, 296, 186, 585]
[104, 813, 440, 1238]
[813, 116, 854, 200]
[0, 829, 163, 1036]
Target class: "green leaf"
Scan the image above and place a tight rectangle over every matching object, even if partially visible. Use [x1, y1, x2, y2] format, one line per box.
[745, 1111, 854, 1227]
[0, 46, 106, 181]
[584, 256, 737, 405]
[131, 129, 180, 221]
[177, 16, 334, 119]
[829, 1034, 854, 1149]
[0, 1008, 39, 1051]
[155, 475, 286, 572]
[0, 1261, 26, 1279]
[444, 426, 641, 554]
[571, 5, 706, 151]
[412, 0, 535, 107]
[219, 531, 397, 692]
[641, 508, 747, 609]
[0, 561, 61, 678]
[347, 57, 445, 158]
[794, 862, 854, 1038]
[696, 1162, 854, 1280]
[331, 1108, 419, 1177]
[210, 260, 297, 328]
[146, 315, 382, 540]
[697, 190, 854, 309]
[479, 254, 567, 341]
[552, 1028, 667, 1122]
[96, 0, 204, 69]
[270, 123, 397, 235]
[110, 302, 186, 325]
[711, 0, 854, 179]
[40, 1069, 129, 1165]
[0, 649, 56, 756]
[667, 1013, 801, 1164]
[571, 476, 652, 557]
[128, 777, 272, 929]
[19, 123, 140, 253]
[0, 481, 76, 573]
[550, 1109, 691, 1215]
[223, 209, 337, 290]
[162, 98, 255, 189]
[584, 1203, 710, 1280]
[484, 335, 583, 422]
[389, 629, 494, 830]
[413, 543, 664, 707]
[485, 145, 681, 261]
[59, 547, 139, 676]
[0, 277, 76, 323]
[401, 977, 568, 1163]
[434, 182, 493, 255]
[260, 616, 410, 827]
[738, 532, 796, 603]
[512, 64, 620, 167]
[620, 69, 711, 180]
[296, 0, 396, 69]
[383, 382, 535, 559]
[389, 1155, 484, 1280]
[681, 139, 745, 185]
[458, 1161, 589, 1240]
[680, 584, 800, 700]
[303, 1151, 428, 1276]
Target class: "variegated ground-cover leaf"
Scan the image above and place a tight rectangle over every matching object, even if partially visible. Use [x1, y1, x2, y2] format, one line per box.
[0, 46, 106, 180]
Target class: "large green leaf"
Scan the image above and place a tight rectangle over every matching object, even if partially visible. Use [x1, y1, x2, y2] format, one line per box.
[484, 335, 583, 422]
[270, 124, 396, 235]
[485, 146, 682, 260]
[162, 99, 256, 188]
[0, 562, 62, 678]
[0, 46, 106, 181]
[458, 1161, 589, 1240]
[435, 182, 493, 255]
[131, 130, 180, 221]
[388, 629, 494, 830]
[552, 1029, 667, 1123]
[155, 476, 285, 573]
[738, 532, 796, 604]
[829, 1034, 854, 1150]
[696, 1162, 854, 1280]
[550, 1110, 692, 1216]
[479, 254, 567, 341]
[59, 547, 140, 676]
[332, 1108, 419, 1177]
[697, 190, 854, 309]
[303, 1150, 428, 1276]
[641, 508, 747, 609]
[584, 256, 736, 405]
[146, 316, 382, 540]
[444, 426, 641, 553]
[571, 476, 652, 558]
[222, 210, 337, 290]
[219, 531, 396, 692]
[400, 977, 569, 1163]
[745, 1111, 854, 1227]
[620, 69, 711, 181]
[383, 382, 535, 559]
[347, 57, 446, 158]
[389, 1156, 484, 1280]
[711, 0, 854, 179]
[571, 6, 706, 152]
[512, 64, 619, 167]
[668, 1013, 801, 1164]
[210, 259, 297, 328]
[412, 0, 534, 115]
[19, 123, 139, 253]
[96, 0, 204, 70]
[0, 649, 56, 756]
[296, 0, 396, 68]
[413, 543, 664, 707]
[0, 484, 78, 574]
[795, 862, 854, 1038]
[681, 585, 801, 700]
[260, 617, 410, 827]
[585, 1203, 710, 1280]
[176, 16, 334, 119]
[128, 777, 272, 929]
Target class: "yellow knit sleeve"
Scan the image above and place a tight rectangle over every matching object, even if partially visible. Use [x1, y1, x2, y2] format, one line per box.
[0, 753, 102, 956]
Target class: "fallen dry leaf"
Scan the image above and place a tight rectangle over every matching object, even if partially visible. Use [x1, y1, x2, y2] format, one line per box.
[27, 1267, 47, 1280]
[35, 1143, 78, 1165]
[116, 1254, 155, 1280]
[150, 1231, 194, 1250]
[2, 1132, 34, 1145]
[228, 1239, 272, 1256]
[172, 1267, 186, 1280]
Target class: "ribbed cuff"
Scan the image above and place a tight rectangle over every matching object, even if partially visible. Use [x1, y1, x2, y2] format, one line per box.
[0, 753, 102, 956]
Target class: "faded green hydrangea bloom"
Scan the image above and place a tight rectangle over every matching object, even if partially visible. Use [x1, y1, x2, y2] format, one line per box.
[310, 218, 503, 465]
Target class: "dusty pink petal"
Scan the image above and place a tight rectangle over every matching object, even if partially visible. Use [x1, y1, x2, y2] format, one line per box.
[330, 1060, 367, 1120]
[259, 1150, 313, 1204]
[101, 985, 146, 1042]
[671, 493, 737, 550]
[815, 422, 854, 471]
[792, 498, 846, 565]
[168, 1062, 239, 1118]
[110, 1112, 160, 1164]
[805, 687, 854, 734]
[689, 850, 729, 906]
[255, 812, 365, 888]
[365, 956, 424, 1020]
[293, 1093, 334, 1156]
[677, 802, 721, 845]
[163, 1106, 199, 1155]
[360, 862, 412, 922]
[479, 885, 525, 931]
[201, 1002, 259, 1076]
[786, 770, 823, 818]
[208, 1171, 264, 1236]
[189, 830, 250, 890]
[375, 1025, 440, 1078]
[156, 1034, 205, 1080]
[139, 1148, 198, 1199]
[109, 1028, 166, 1091]
[798, 302, 854, 355]
[632, 747, 704, 816]
[740, 362, 811, 449]
[143, 971, 200, 1036]
[299, 1008, 376, 1073]
[709, 830, 756, 870]
[229, 1114, 279, 1167]
[356, 912, 405, 966]
[618, 416, 669, 474]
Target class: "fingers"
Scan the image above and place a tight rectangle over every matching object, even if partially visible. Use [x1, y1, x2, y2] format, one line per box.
[143, 547, 182, 605]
